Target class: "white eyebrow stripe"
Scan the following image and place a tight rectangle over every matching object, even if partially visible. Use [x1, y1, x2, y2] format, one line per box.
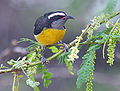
[48, 13, 66, 19]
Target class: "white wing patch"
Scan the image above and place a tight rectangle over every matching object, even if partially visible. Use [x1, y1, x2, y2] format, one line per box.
[48, 12, 66, 19]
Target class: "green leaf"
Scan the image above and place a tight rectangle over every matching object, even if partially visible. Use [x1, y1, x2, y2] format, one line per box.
[57, 51, 74, 75]
[87, 44, 101, 51]
[27, 52, 38, 62]
[41, 70, 53, 88]
[18, 38, 40, 52]
[18, 38, 39, 45]
[48, 46, 59, 53]
[65, 60, 74, 75]
[36, 64, 47, 74]
[7, 59, 16, 65]
[43, 79, 52, 88]
[76, 44, 101, 88]
[36, 69, 48, 74]
[24, 44, 39, 51]
[0, 64, 9, 69]
[111, 35, 120, 39]
[57, 52, 70, 64]
[95, 39, 105, 44]
[18, 75, 23, 78]
[102, 26, 113, 34]
[42, 72, 53, 79]
[93, 27, 112, 41]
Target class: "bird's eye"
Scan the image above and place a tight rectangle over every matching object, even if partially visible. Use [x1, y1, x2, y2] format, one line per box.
[61, 16, 66, 20]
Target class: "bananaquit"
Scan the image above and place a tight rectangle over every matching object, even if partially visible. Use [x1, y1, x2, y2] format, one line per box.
[33, 11, 74, 63]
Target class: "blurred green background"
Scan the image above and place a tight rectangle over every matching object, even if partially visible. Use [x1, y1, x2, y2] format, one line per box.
[0, 0, 120, 91]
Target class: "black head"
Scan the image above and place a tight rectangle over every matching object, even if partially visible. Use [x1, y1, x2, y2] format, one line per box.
[34, 11, 74, 35]
[44, 11, 74, 29]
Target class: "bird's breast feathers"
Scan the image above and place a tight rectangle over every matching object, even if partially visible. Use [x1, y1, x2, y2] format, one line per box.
[34, 28, 66, 45]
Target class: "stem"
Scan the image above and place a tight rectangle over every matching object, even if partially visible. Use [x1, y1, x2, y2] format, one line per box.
[12, 73, 19, 91]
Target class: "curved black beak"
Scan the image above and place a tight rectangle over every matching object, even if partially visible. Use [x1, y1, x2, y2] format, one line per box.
[66, 16, 74, 19]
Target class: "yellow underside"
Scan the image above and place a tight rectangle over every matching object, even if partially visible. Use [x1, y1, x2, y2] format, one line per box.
[34, 28, 66, 45]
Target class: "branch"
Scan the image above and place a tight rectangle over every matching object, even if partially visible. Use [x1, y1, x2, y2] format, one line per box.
[0, 11, 120, 74]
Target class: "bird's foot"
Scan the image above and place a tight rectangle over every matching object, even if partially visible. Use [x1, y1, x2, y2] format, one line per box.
[41, 56, 48, 64]
[62, 43, 69, 52]
[59, 41, 69, 52]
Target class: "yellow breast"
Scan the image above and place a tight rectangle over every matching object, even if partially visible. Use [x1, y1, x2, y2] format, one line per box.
[34, 28, 66, 45]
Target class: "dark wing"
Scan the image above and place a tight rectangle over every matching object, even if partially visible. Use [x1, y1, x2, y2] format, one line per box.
[34, 16, 48, 35]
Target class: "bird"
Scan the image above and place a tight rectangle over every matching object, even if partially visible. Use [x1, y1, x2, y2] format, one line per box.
[33, 11, 74, 63]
